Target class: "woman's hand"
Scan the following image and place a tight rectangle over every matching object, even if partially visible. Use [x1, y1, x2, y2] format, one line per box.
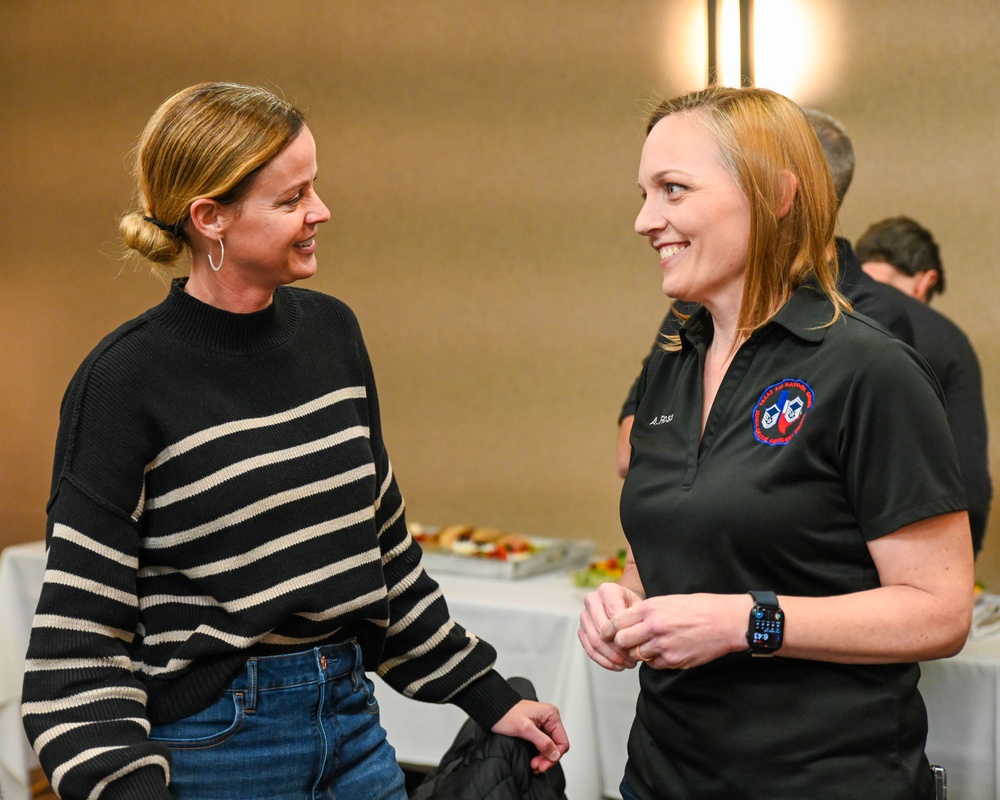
[490, 699, 570, 773]
[579, 580, 646, 671]
[604, 593, 750, 670]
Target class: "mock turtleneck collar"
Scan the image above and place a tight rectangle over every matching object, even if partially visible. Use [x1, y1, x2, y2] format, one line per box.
[151, 278, 300, 355]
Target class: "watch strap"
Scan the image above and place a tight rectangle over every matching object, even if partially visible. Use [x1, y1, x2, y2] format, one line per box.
[748, 590, 779, 608]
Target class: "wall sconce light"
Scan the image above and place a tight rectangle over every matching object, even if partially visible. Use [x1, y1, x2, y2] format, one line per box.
[707, 0, 754, 87]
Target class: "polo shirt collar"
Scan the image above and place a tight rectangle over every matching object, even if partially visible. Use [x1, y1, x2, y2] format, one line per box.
[769, 285, 835, 343]
[680, 284, 834, 351]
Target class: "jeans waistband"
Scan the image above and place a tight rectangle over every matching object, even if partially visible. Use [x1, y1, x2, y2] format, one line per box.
[227, 640, 362, 698]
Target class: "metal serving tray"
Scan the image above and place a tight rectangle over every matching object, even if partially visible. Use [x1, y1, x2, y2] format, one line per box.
[418, 535, 596, 580]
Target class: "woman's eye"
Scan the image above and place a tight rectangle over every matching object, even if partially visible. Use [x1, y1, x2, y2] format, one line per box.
[665, 183, 685, 196]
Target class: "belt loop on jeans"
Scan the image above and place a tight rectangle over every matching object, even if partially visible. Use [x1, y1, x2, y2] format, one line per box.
[349, 640, 365, 692]
[245, 658, 258, 713]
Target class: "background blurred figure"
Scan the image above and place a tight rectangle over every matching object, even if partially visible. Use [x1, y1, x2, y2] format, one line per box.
[857, 215, 992, 554]
[858, 215, 944, 302]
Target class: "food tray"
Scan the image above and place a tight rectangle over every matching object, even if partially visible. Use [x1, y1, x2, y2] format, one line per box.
[419, 536, 596, 580]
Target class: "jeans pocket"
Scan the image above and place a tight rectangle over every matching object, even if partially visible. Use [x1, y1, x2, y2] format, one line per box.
[149, 691, 246, 750]
[352, 669, 380, 715]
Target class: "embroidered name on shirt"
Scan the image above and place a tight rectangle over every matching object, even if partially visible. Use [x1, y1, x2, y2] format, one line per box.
[650, 414, 674, 426]
[752, 379, 814, 446]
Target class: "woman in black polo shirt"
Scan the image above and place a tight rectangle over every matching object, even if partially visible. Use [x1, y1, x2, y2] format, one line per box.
[578, 86, 973, 800]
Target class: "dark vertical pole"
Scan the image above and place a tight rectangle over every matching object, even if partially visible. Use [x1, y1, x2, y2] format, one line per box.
[740, 0, 754, 86]
[707, 0, 718, 85]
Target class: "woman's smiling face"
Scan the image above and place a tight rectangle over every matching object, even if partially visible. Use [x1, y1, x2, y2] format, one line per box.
[634, 111, 751, 316]
[219, 125, 331, 292]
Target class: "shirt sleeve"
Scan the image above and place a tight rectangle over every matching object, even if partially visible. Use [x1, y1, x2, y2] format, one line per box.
[838, 338, 968, 541]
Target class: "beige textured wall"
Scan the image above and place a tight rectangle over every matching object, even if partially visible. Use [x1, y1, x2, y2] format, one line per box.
[2, 1, 999, 585]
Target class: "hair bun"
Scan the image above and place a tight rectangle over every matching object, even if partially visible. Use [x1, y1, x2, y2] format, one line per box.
[119, 210, 184, 265]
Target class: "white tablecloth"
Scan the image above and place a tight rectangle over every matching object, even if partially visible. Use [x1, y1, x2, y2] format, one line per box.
[0, 541, 46, 800]
[4, 539, 1000, 800]
[920, 636, 1000, 800]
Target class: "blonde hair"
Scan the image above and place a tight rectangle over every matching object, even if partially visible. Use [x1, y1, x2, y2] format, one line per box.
[647, 86, 849, 342]
[119, 82, 305, 267]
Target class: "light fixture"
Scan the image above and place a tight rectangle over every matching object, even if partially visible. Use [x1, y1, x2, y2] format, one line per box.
[707, 0, 754, 87]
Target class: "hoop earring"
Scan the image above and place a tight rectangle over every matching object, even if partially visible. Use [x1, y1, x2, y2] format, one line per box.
[208, 237, 225, 272]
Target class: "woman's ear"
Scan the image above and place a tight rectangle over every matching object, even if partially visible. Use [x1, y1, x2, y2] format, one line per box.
[777, 169, 798, 219]
[189, 197, 225, 240]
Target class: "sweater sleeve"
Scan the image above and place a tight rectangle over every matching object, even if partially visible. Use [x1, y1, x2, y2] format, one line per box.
[22, 344, 174, 800]
[353, 331, 521, 731]
[22, 477, 173, 800]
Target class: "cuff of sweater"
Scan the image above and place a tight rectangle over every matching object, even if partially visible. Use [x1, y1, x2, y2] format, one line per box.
[99, 764, 174, 800]
[451, 669, 522, 731]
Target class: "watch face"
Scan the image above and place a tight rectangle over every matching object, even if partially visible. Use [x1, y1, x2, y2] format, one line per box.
[749, 606, 784, 652]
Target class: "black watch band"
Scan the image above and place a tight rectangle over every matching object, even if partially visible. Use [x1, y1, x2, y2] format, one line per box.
[749, 590, 779, 608]
[746, 590, 784, 656]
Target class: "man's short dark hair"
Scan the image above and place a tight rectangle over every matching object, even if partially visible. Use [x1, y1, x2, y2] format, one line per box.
[855, 215, 945, 299]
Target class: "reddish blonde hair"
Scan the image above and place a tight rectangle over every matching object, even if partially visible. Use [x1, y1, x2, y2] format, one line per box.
[647, 86, 849, 339]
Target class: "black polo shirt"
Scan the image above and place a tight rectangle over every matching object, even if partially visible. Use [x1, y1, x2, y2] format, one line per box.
[621, 285, 967, 800]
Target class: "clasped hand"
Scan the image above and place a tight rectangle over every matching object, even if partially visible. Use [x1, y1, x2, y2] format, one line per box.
[578, 583, 747, 671]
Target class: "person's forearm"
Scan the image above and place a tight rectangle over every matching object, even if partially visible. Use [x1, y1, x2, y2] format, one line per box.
[770, 513, 973, 664]
[616, 415, 634, 478]
[618, 554, 645, 599]
[777, 585, 971, 664]
[658, 583, 973, 669]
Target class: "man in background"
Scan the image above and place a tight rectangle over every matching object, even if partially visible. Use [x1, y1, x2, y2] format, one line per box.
[856, 215, 991, 554]
[858, 215, 943, 303]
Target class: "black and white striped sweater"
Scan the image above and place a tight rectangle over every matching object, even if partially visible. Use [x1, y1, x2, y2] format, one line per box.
[22, 279, 519, 800]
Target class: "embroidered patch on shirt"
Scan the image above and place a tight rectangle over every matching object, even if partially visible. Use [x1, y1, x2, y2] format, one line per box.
[752, 378, 814, 446]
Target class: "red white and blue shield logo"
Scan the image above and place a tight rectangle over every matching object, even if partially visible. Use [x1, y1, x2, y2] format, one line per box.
[752, 378, 814, 446]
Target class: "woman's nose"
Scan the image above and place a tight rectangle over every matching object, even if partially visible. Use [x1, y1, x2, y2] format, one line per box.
[310, 193, 332, 224]
[634, 200, 662, 237]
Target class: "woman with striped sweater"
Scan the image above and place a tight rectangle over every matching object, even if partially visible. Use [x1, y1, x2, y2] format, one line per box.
[21, 82, 567, 800]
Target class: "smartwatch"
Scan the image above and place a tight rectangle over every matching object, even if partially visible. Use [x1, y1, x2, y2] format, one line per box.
[746, 590, 784, 656]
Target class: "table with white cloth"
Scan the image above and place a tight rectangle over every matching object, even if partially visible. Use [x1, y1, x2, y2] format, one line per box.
[4, 539, 1000, 800]
[0, 541, 47, 800]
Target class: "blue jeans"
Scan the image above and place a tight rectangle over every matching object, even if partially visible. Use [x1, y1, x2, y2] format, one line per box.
[619, 777, 642, 800]
[149, 641, 407, 800]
